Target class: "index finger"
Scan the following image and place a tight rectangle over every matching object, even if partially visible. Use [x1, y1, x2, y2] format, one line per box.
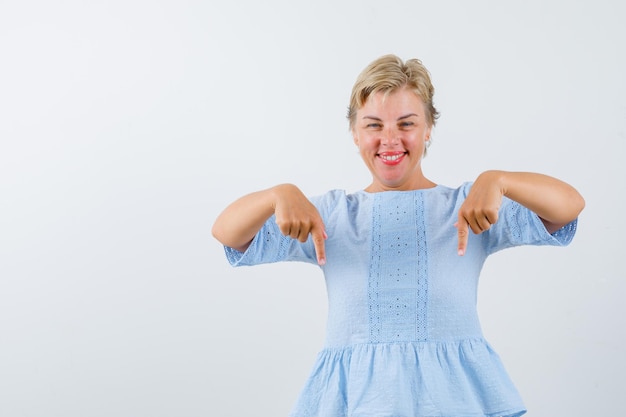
[455, 215, 469, 256]
[311, 226, 327, 266]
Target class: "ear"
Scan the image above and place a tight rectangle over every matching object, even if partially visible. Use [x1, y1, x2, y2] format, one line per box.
[425, 125, 433, 142]
[352, 128, 359, 146]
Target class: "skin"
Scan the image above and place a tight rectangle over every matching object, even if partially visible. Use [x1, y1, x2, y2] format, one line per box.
[352, 88, 435, 193]
[212, 183, 328, 263]
[212, 87, 585, 262]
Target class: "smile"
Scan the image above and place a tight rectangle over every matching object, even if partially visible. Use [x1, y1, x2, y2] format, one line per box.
[378, 152, 406, 165]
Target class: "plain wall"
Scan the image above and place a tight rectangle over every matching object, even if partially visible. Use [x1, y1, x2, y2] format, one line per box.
[1, 0, 624, 416]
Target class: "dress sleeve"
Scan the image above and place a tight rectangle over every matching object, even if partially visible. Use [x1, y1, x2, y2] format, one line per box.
[224, 214, 315, 266]
[223, 190, 343, 267]
[458, 182, 579, 255]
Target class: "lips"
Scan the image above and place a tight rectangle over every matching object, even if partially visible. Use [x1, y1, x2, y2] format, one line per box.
[378, 151, 406, 165]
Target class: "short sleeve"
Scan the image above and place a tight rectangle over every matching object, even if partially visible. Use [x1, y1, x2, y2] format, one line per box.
[224, 214, 316, 267]
[482, 195, 578, 255]
[455, 182, 578, 255]
[223, 189, 345, 267]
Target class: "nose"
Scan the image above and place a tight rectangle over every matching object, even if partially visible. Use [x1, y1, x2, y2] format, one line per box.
[380, 127, 399, 146]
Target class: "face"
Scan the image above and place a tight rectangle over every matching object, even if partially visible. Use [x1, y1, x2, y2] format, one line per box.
[352, 88, 433, 192]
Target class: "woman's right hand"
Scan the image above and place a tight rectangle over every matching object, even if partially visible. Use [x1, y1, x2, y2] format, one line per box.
[212, 184, 327, 265]
[272, 184, 327, 265]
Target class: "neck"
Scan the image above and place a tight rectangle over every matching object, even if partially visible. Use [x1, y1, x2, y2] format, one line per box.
[365, 177, 437, 193]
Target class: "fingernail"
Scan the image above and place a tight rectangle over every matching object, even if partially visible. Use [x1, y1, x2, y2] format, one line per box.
[458, 249, 464, 256]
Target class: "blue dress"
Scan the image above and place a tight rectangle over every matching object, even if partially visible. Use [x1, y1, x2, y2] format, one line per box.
[224, 184, 577, 417]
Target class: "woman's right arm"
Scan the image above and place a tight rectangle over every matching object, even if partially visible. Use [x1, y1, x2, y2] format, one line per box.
[211, 183, 327, 264]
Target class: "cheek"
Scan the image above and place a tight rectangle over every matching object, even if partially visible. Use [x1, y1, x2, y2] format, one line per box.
[409, 129, 429, 143]
[355, 132, 378, 147]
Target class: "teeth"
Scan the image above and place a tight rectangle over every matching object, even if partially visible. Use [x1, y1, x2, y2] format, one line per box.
[380, 154, 403, 161]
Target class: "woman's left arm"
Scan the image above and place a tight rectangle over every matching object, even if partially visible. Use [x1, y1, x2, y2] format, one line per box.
[456, 170, 585, 255]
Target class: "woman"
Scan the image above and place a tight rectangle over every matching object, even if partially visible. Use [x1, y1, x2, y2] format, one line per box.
[212, 54, 584, 417]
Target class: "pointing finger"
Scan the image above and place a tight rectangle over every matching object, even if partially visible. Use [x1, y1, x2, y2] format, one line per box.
[311, 227, 327, 265]
[455, 216, 469, 256]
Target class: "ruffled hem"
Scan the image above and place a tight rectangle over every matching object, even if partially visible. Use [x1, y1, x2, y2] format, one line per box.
[289, 339, 526, 417]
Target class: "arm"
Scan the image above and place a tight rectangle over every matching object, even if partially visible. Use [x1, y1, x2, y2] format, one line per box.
[211, 183, 327, 265]
[456, 170, 585, 255]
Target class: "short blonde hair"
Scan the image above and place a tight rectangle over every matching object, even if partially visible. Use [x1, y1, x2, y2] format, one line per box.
[347, 54, 439, 130]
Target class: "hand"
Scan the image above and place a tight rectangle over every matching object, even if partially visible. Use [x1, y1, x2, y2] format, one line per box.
[272, 184, 327, 265]
[455, 171, 504, 256]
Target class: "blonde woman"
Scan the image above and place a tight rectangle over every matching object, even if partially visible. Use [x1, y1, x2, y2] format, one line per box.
[212, 54, 584, 417]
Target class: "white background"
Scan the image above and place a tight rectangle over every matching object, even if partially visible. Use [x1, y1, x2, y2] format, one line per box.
[1, 1, 624, 416]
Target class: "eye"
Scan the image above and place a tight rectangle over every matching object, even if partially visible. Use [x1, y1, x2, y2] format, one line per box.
[366, 122, 382, 129]
[399, 121, 414, 128]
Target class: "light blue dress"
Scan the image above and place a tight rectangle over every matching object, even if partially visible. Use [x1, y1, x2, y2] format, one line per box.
[224, 183, 577, 417]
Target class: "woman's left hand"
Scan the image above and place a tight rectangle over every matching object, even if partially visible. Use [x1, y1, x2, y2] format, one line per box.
[455, 170, 585, 256]
[455, 171, 505, 256]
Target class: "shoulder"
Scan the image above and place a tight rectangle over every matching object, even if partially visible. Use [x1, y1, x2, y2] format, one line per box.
[309, 189, 372, 227]
[456, 181, 473, 197]
[419, 182, 472, 196]
[423, 183, 472, 207]
[309, 189, 369, 209]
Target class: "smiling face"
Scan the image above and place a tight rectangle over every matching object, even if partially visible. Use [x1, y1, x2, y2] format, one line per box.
[353, 87, 434, 192]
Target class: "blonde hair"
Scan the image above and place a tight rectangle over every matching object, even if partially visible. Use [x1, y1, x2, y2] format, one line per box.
[347, 54, 439, 131]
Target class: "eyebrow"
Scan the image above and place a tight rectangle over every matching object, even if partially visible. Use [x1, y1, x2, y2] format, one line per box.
[362, 113, 419, 121]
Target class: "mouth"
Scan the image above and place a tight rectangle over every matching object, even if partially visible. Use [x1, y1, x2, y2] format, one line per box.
[377, 151, 407, 165]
